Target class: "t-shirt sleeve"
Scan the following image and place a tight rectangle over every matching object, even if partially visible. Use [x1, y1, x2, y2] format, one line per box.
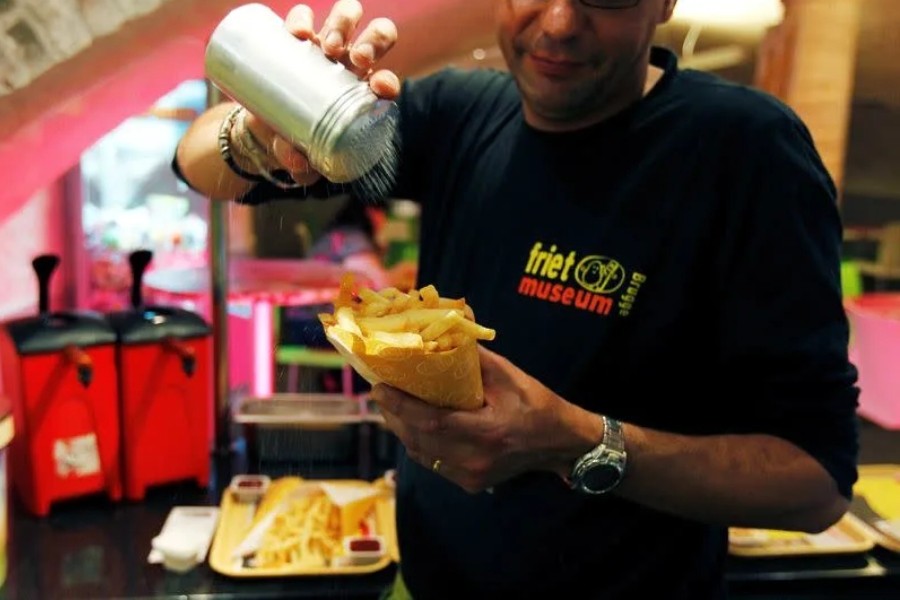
[714, 110, 860, 499]
[169, 149, 350, 204]
[390, 69, 458, 201]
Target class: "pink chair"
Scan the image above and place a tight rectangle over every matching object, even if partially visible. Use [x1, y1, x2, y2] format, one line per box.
[845, 293, 900, 429]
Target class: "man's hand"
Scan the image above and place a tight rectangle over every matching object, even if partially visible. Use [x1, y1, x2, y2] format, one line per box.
[371, 346, 604, 493]
[245, 0, 401, 184]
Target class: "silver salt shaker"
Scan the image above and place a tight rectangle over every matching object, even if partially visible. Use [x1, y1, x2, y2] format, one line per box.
[204, 3, 398, 184]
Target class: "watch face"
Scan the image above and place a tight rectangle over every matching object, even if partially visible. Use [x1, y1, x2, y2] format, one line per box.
[580, 463, 621, 494]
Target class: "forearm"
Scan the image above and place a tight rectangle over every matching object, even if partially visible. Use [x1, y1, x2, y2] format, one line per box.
[616, 426, 847, 532]
[546, 405, 847, 533]
[175, 102, 256, 200]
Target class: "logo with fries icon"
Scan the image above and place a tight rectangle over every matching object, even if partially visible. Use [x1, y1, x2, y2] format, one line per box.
[518, 241, 644, 318]
[574, 256, 626, 294]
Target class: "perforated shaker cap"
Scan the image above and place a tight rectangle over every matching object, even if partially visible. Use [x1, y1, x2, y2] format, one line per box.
[324, 98, 399, 184]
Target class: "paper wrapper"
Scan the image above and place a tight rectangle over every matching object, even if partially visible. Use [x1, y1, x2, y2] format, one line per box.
[322, 323, 484, 410]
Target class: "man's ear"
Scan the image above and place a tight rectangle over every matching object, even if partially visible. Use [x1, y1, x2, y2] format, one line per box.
[659, 0, 678, 23]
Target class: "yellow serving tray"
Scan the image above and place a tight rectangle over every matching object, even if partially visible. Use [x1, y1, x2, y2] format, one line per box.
[852, 464, 900, 553]
[728, 513, 875, 558]
[209, 478, 398, 577]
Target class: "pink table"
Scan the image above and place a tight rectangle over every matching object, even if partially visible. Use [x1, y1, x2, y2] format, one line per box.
[142, 258, 366, 398]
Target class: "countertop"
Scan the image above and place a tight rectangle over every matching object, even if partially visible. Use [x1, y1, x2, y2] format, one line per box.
[1, 420, 899, 600]
[0, 456, 396, 600]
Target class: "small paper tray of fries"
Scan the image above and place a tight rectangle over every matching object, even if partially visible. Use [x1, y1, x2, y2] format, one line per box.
[209, 476, 398, 577]
[728, 513, 875, 557]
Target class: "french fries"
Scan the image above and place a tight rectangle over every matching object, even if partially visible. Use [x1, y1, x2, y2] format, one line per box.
[320, 278, 495, 357]
[318, 276, 495, 409]
[250, 483, 381, 570]
[254, 491, 342, 569]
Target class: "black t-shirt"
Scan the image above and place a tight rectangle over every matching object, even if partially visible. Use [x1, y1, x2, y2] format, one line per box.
[175, 47, 859, 599]
[385, 47, 859, 599]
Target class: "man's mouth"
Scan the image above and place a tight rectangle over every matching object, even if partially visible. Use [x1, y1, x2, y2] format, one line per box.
[527, 53, 584, 78]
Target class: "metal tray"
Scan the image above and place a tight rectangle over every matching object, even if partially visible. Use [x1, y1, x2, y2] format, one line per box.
[233, 394, 397, 477]
[234, 394, 368, 429]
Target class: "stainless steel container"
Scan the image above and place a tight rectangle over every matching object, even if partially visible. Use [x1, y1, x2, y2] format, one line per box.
[205, 3, 398, 184]
[233, 394, 398, 479]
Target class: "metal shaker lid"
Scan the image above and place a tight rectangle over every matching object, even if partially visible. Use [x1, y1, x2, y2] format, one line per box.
[310, 89, 399, 185]
[332, 98, 399, 182]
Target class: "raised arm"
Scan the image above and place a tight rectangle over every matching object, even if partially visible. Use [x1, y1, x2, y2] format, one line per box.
[174, 1, 400, 201]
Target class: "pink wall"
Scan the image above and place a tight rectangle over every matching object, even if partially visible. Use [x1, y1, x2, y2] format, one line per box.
[0, 0, 494, 211]
[0, 0, 494, 317]
[0, 180, 73, 321]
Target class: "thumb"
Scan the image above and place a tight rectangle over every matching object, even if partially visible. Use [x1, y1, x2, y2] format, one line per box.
[477, 344, 514, 388]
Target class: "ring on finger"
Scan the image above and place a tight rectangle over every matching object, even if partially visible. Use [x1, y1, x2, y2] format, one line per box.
[431, 459, 442, 473]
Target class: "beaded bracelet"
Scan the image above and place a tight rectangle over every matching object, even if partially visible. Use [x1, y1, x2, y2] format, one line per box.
[217, 105, 269, 184]
[233, 108, 302, 190]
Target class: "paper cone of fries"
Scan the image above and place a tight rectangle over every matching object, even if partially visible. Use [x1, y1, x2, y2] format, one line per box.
[323, 324, 484, 410]
[318, 278, 493, 410]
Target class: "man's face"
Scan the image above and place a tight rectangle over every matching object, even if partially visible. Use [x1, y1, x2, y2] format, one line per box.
[495, 0, 676, 127]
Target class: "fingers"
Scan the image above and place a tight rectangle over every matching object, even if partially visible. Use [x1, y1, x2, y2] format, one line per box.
[378, 404, 490, 494]
[369, 69, 401, 100]
[285, 3, 400, 96]
[272, 137, 322, 185]
[375, 393, 437, 472]
[348, 17, 398, 76]
[371, 384, 497, 453]
[372, 384, 501, 493]
[318, 0, 365, 58]
[243, 111, 321, 185]
[372, 384, 449, 431]
[284, 4, 316, 41]
[372, 384, 456, 462]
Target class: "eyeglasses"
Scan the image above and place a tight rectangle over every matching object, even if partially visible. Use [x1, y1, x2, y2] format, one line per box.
[579, 0, 640, 8]
[513, 0, 641, 10]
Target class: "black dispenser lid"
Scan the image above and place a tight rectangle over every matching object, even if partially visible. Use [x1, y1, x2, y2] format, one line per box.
[106, 249, 211, 343]
[107, 306, 210, 343]
[5, 312, 117, 354]
[2, 254, 117, 353]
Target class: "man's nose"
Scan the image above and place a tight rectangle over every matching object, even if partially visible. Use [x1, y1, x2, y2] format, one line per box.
[539, 0, 582, 40]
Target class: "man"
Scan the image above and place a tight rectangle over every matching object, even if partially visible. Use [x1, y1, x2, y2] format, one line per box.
[175, 1, 860, 598]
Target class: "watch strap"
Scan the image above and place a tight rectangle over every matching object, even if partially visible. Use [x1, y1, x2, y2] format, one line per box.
[569, 415, 627, 495]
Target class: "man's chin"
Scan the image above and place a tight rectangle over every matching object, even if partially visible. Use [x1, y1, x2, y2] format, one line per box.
[525, 93, 587, 122]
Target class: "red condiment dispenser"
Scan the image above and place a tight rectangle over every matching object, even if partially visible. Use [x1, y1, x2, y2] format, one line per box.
[107, 250, 212, 501]
[0, 255, 121, 516]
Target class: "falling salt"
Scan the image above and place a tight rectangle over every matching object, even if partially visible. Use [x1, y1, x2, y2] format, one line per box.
[354, 139, 400, 204]
[337, 108, 400, 204]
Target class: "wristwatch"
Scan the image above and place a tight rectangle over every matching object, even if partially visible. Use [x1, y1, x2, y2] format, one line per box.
[569, 416, 627, 495]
